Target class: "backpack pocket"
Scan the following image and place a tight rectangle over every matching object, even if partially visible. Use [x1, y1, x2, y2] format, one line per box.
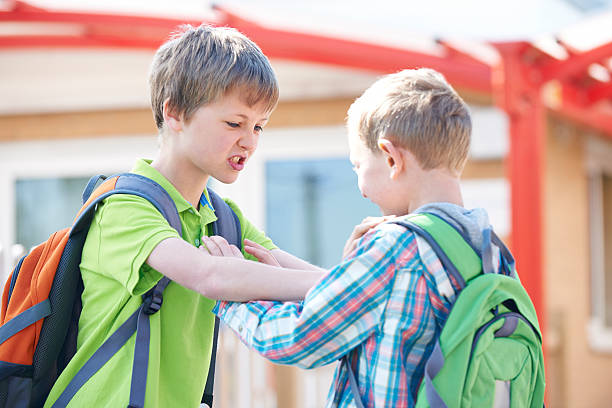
[462, 311, 542, 408]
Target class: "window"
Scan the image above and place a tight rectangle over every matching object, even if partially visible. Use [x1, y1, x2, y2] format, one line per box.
[265, 158, 379, 269]
[588, 137, 612, 351]
[15, 176, 92, 254]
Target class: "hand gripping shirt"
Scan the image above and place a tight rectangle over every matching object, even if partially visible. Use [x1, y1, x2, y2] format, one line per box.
[44, 159, 276, 408]
[214, 216, 460, 408]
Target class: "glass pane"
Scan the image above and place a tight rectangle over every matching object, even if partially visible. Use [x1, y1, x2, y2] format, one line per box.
[15, 176, 92, 252]
[265, 158, 379, 269]
[603, 174, 612, 327]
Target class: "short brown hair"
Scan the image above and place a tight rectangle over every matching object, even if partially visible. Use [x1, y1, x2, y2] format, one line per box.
[149, 24, 279, 129]
[347, 68, 471, 173]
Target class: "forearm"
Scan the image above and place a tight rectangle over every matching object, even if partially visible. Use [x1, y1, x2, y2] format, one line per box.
[147, 237, 319, 301]
[271, 249, 326, 272]
[214, 300, 345, 369]
[199, 257, 321, 301]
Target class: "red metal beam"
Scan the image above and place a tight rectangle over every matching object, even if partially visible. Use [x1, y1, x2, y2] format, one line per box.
[586, 81, 612, 105]
[0, 0, 217, 50]
[0, 2, 493, 93]
[493, 41, 546, 329]
[558, 84, 612, 134]
[540, 41, 612, 83]
[211, 6, 493, 94]
[0, 0, 213, 28]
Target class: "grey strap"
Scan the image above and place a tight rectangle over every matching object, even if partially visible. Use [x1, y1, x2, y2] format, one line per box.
[491, 231, 516, 278]
[424, 341, 448, 408]
[202, 317, 220, 407]
[127, 277, 171, 407]
[127, 308, 151, 408]
[494, 315, 519, 338]
[207, 188, 241, 246]
[51, 307, 141, 407]
[342, 355, 365, 408]
[82, 175, 107, 204]
[73, 174, 183, 237]
[481, 228, 495, 274]
[0, 299, 51, 345]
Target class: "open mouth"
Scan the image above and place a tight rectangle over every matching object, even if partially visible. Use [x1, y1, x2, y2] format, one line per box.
[228, 155, 247, 170]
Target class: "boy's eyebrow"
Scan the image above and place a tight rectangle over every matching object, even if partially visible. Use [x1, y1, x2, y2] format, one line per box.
[233, 113, 270, 123]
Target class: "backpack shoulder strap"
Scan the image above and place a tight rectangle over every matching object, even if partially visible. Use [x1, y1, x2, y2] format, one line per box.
[395, 213, 482, 290]
[206, 188, 242, 248]
[77, 173, 182, 235]
[201, 188, 242, 408]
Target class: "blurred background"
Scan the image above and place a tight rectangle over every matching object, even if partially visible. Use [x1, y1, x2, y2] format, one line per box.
[0, 0, 611, 406]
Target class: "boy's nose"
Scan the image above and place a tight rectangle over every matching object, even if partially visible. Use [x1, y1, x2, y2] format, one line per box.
[239, 130, 259, 151]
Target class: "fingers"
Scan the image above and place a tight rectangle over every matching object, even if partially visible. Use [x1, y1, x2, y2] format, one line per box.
[342, 215, 396, 259]
[243, 239, 267, 252]
[230, 244, 243, 258]
[342, 241, 359, 260]
[201, 236, 242, 258]
[243, 239, 281, 266]
[352, 220, 382, 237]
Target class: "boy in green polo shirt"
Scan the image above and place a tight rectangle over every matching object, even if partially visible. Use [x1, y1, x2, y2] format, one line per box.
[44, 24, 325, 408]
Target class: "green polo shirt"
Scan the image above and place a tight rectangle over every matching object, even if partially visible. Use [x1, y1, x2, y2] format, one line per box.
[45, 159, 276, 408]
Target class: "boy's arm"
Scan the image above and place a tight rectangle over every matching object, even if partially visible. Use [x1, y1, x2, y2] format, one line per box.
[213, 224, 414, 369]
[146, 237, 322, 301]
[270, 249, 325, 271]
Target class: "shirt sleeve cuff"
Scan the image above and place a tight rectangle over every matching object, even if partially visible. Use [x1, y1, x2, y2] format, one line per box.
[212, 300, 228, 316]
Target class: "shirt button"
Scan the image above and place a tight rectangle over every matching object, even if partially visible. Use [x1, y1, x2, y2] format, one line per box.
[238, 325, 243, 332]
[194, 238, 200, 247]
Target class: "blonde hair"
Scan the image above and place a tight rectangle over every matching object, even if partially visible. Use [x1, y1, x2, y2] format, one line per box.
[347, 68, 471, 173]
[149, 24, 279, 129]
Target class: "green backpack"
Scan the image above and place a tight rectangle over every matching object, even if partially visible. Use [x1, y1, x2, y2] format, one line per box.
[345, 212, 545, 407]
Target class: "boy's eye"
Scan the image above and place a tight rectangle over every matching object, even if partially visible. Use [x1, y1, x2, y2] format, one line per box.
[254, 125, 264, 133]
[226, 122, 240, 128]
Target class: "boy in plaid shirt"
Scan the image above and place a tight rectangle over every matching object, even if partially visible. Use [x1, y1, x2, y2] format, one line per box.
[208, 68, 499, 407]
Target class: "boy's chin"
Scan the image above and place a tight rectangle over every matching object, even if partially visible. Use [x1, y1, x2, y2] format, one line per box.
[214, 173, 240, 185]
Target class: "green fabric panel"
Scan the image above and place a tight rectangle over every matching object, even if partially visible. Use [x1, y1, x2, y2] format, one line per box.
[437, 275, 541, 359]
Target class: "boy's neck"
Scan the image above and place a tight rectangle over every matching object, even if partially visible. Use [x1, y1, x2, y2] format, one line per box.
[396, 168, 464, 215]
[411, 178, 463, 212]
[151, 153, 209, 209]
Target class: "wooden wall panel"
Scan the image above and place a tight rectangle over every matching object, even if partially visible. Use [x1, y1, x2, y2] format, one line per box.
[0, 98, 356, 142]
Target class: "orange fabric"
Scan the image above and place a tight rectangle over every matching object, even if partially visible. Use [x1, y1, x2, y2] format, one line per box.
[73, 176, 118, 221]
[0, 176, 120, 366]
[0, 230, 69, 365]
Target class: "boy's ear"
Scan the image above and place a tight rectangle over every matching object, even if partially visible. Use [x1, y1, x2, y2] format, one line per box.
[162, 98, 183, 133]
[378, 138, 404, 179]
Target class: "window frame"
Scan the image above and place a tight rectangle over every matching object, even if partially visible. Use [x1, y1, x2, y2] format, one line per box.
[0, 135, 158, 281]
[587, 136, 612, 352]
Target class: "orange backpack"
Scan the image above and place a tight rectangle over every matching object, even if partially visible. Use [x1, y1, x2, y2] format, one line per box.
[0, 173, 240, 408]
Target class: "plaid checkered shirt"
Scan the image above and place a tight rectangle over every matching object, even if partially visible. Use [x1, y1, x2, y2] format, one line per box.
[213, 218, 458, 407]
